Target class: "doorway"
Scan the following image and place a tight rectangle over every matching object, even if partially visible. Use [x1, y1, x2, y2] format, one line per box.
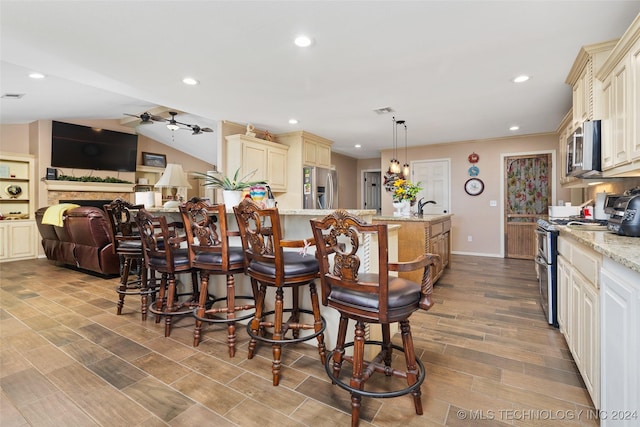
[411, 159, 450, 215]
[363, 170, 382, 214]
[504, 153, 552, 259]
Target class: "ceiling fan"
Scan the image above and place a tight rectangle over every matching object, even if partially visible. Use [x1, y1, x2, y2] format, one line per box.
[124, 111, 214, 135]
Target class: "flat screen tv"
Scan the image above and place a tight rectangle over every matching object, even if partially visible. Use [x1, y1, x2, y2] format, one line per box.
[51, 121, 138, 172]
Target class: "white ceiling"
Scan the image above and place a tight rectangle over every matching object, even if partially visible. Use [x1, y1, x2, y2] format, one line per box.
[1, 1, 639, 164]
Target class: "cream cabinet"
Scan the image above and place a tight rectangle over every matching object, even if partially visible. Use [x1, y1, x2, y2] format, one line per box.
[303, 138, 332, 168]
[557, 235, 601, 408]
[600, 258, 640, 426]
[601, 57, 630, 170]
[225, 134, 289, 192]
[274, 130, 333, 208]
[566, 40, 617, 130]
[277, 131, 333, 168]
[597, 14, 640, 176]
[0, 221, 38, 262]
[0, 152, 38, 262]
[557, 110, 578, 186]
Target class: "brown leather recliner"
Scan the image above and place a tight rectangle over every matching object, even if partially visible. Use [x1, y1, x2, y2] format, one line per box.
[35, 206, 120, 276]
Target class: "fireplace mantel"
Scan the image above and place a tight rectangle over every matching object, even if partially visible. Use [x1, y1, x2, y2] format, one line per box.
[44, 180, 134, 193]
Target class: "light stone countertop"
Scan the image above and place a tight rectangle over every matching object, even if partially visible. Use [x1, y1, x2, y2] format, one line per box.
[147, 207, 377, 217]
[373, 213, 453, 222]
[558, 226, 640, 273]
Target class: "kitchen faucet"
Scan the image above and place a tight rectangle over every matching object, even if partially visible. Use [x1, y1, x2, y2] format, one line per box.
[417, 198, 436, 215]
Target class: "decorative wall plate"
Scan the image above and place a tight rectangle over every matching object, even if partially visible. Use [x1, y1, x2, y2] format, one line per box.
[5, 184, 22, 198]
[464, 178, 484, 196]
[468, 165, 480, 177]
[468, 152, 480, 163]
[383, 170, 403, 192]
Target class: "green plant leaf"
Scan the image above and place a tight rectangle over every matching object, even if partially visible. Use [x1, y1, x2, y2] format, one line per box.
[190, 168, 266, 190]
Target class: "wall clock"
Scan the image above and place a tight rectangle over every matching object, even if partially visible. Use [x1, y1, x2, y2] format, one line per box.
[464, 178, 484, 196]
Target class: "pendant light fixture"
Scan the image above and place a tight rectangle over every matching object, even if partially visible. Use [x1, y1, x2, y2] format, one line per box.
[389, 116, 402, 174]
[401, 120, 410, 178]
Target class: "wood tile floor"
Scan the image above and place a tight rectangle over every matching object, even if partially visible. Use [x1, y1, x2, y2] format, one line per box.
[0, 255, 598, 426]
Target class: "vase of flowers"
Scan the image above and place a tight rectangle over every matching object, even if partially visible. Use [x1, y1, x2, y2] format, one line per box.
[392, 178, 422, 216]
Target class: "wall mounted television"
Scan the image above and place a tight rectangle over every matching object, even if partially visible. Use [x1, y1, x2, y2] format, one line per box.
[51, 121, 138, 172]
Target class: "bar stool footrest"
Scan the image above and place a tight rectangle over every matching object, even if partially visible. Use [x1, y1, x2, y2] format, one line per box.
[193, 295, 256, 324]
[246, 308, 327, 345]
[325, 340, 426, 399]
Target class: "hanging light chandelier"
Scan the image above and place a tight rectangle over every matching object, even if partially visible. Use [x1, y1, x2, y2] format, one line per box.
[389, 116, 402, 174]
[401, 120, 410, 178]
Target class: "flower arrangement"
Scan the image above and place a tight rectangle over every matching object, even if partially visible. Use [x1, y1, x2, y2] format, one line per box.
[392, 178, 422, 203]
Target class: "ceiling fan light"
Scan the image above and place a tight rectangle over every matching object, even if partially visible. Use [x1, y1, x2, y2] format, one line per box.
[167, 123, 180, 131]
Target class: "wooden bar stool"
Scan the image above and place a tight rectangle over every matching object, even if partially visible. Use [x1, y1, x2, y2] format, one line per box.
[179, 200, 255, 356]
[311, 209, 440, 426]
[103, 198, 157, 321]
[233, 198, 327, 385]
[135, 208, 199, 337]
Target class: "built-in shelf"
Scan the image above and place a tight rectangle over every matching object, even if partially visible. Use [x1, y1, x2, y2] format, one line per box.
[44, 180, 134, 192]
[136, 165, 165, 174]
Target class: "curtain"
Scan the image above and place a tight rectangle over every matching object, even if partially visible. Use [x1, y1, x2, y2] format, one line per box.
[506, 156, 549, 219]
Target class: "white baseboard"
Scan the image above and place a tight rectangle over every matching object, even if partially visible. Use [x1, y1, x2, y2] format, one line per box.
[451, 251, 504, 258]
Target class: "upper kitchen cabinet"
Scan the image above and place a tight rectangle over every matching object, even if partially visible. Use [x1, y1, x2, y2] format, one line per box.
[566, 40, 618, 131]
[596, 14, 640, 176]
[274, 131, 333, 209]
[225, 134, 289, 192]
[277, 131, 333, 168]
[557, 110, 577, 186]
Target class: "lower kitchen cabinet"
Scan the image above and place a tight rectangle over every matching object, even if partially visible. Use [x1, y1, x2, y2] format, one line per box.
[373, 215, 451, 285]
[0, 220, 38, 262]
[600, 258, 640, 426]
[557, 235, 601, 408]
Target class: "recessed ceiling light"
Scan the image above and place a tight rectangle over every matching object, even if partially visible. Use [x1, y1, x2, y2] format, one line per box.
[513, 75, 530, 83]
[288, 118, 299, 125]
[28, 72, 45, 79]
[510, 125, 520, 131]
[182, 77, 199, 85]
[294, 35, 313, 47]
[355, 144, 362, 148]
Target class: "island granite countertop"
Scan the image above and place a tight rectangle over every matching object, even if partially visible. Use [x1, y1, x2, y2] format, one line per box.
[558, 226, 640, 273]
[373, 213, 453, 222]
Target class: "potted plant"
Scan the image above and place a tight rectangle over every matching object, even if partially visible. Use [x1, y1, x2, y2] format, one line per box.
[192, 168, 266, 206]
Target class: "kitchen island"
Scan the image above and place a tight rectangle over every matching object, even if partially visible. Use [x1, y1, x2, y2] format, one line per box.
[373, 214, 453, 285]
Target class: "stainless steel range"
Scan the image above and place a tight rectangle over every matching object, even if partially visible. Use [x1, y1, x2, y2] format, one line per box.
[535, 219, 559, 327]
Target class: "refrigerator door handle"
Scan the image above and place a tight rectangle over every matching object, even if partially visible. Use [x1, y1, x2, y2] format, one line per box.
[327, 172, 333, 209]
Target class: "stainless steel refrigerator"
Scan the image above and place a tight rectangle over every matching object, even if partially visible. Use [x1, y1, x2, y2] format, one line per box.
[303, 166, 338, 209]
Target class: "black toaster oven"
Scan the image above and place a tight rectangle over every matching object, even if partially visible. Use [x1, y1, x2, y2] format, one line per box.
[607, 195, 640, 237]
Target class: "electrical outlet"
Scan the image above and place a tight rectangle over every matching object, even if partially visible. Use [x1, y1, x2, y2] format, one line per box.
[467, 235, 473, 242]
[490, 200, 497, 207]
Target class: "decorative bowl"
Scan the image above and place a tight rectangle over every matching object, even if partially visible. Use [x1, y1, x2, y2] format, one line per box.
[5, 185, 22, 198]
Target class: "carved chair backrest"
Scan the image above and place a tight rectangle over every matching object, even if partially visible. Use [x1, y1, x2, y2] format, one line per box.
[180, 201, 234, 270]
[103, 198, 144, 249]
[135, 208, 180, 271]
[310, 209, 390, 314]
[233, 198, 283, 271]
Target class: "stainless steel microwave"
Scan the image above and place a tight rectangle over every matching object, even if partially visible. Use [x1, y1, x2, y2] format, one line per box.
[566, 120, 602, 177]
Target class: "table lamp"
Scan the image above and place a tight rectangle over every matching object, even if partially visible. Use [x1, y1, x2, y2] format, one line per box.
[154, 163, 192, 208]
